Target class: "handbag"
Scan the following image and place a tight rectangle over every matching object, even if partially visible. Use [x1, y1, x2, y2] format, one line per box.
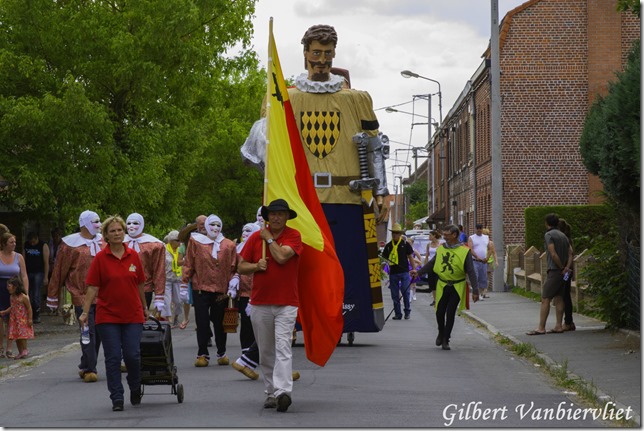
[222, 296, 239, 333]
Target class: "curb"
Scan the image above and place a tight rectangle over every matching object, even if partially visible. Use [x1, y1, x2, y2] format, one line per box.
[462, 310, 641, 427]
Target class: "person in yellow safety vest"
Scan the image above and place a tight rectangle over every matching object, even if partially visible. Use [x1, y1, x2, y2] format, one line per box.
[411, 224, 479, 350]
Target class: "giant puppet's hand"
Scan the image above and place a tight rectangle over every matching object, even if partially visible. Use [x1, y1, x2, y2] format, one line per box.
[240, 118, 267, 173]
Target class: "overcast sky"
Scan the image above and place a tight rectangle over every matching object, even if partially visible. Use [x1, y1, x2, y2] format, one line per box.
[249, 0, 528, 188]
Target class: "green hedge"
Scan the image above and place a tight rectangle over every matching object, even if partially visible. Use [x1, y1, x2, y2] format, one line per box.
[524, 204, 615, 252]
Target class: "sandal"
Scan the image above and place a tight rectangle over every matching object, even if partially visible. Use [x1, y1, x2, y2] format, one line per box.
[5, 350, 15, 359]
[526, 330, 546, 336]
[179, 319, 189, 330]
[14, 350, 29, 359]
[0, 348, 5, 359]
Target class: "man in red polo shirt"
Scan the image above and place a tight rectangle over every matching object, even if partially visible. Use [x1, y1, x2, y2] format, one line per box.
[237, 199, 303, 413]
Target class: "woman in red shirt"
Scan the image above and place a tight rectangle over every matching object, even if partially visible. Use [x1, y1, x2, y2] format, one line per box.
[80, 215, 148, 412]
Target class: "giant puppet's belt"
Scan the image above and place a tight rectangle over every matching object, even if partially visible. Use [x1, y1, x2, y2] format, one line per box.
[312, 173, 360, 188]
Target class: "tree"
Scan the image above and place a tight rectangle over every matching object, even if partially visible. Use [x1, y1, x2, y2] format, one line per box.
[403, 180, 427, 228]
[617, 0, 641, 17]
[0, 0, 265, 235]
[580, 40, 640, 227]
[579, 33, 640, 329]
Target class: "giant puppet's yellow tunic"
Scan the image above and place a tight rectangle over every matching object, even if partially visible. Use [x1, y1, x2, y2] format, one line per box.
[287, 87, 379, 205]
[279, 75, 384, 333]
[433, 245, 470, 311]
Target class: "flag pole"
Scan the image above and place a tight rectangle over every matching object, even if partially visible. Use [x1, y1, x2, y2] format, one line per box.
[262, 17, 274, 259]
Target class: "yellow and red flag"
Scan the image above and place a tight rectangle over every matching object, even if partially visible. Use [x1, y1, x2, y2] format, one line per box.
[263, 20, 344, 367]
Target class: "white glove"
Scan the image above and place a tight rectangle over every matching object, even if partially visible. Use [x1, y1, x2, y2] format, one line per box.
[154, 295, 165, 314]
[179, 284, 189, 303]
[245, 302, 252, 317]
[227, 275, 240, 298]
[46, 296, 58, 312]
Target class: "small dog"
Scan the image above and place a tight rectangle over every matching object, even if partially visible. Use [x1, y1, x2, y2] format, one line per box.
[61, 303, 77, 326]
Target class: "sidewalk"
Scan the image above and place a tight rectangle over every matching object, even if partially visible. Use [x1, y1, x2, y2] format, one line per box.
[463, 291, 641, 425]
[0, 311, 79, 377]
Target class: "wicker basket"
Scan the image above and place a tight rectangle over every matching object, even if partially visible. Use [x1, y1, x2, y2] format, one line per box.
[223, 296, 239, 333]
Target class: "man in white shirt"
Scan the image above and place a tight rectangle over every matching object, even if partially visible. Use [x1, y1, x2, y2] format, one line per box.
[468, 224, 493, 299]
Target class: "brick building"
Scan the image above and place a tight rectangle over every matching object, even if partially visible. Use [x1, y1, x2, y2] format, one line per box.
[424, 0, 639, 246]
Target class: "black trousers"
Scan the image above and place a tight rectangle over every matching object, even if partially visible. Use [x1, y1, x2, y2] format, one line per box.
[193, 290, 227, 358]
[237, 296, 255, 352]
[436, 284, 461, 342]
[562, 278, 574, 325]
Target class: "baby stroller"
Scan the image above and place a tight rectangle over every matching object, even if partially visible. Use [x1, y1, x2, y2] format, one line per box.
[140, 317, 184, 403]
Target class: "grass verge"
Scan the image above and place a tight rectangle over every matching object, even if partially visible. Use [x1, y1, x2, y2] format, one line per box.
[492, 333, 636, 427]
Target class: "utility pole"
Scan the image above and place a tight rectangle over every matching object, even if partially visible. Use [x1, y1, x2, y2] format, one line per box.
[491, 0, 505, 291]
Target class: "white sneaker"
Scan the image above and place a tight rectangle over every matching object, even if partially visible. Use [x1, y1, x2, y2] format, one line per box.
[413, 295, 417, 301]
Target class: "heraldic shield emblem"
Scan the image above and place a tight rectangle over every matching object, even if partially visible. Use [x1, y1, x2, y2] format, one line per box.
[300, 111, 341, 159]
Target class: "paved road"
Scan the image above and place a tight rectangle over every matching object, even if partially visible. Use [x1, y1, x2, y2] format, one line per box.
[0, 290, 624, 427]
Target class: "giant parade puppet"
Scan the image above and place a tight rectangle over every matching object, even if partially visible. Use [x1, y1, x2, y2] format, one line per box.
[242, 24, 390, 341]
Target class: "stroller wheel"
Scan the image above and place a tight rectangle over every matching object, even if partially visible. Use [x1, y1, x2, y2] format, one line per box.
[177, 383, 184, 403]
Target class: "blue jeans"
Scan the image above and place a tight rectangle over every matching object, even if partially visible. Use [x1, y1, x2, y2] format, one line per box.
[473, 261, 488, 291]
[97, 323, 143, 402]
[389, 272, 411, 317]
[27, 272, 43, 318]
[74, 305, 101, 373]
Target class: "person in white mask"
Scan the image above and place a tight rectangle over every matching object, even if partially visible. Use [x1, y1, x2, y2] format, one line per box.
[255, 206, 265, 228]
[234, 223, 260, 358]
[124, 213, 165, 317]
[180, 214, 239, 367]
[47, 210, 104, 383]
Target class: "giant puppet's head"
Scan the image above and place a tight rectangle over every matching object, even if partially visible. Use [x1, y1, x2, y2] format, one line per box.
[301, 24, 337, 82]
[126, 213, 145, 238]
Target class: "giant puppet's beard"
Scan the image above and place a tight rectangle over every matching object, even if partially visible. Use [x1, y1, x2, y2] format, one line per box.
[307, 60, 332, 82]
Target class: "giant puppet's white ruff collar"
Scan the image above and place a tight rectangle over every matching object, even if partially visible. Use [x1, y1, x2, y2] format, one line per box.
[124, 233, 163, 253]
[294, 73, 344, 94]
[62, 233, 103, 257]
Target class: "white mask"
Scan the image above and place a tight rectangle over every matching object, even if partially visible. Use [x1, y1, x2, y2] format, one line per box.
[256, 206, 264, 225]
[79, 210, 101, 236]
[205, 215, 223, 239]
[126, 213, 145, 237]
[241, 223, 259, 242]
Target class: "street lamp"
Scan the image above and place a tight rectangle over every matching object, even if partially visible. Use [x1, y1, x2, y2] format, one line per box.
[401, 70, 444, 217]
[394, 175, 404, 224]
[386, 106, 436, 179]
[400, 70, 442, 121]
[385, 107, 428, 118]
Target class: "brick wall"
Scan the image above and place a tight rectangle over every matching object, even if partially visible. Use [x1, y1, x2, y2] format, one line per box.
[499, 0, 591, 245]
[437, 0, 639, 247]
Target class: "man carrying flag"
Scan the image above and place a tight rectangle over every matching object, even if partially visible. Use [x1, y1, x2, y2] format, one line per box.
[237, 199, 303, 413]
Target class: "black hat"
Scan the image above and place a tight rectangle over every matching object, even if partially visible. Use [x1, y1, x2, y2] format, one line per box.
[261, 199, 297, 220]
